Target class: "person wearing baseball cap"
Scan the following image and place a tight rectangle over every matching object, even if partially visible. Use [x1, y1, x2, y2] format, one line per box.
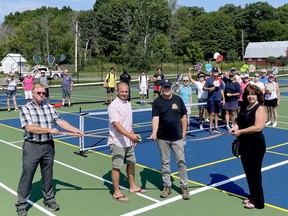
[150, 78, 190, 200]
[212, 67, 219, 72]
[223, 72, 241, 130]
[251, 73, 265, 94]
[38, 69, 52, 103]
[264, 73, 280, 127]
[152, 67, 165, 101]
[188, 70, 209, 129]
[203, 66, 225, 134]
[239, 73, 251, 107]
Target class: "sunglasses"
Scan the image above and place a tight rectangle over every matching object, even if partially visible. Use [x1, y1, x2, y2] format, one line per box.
[183, 80, 189, 82]
[254, 75, 259, 77]
[36, 92, 46, 96]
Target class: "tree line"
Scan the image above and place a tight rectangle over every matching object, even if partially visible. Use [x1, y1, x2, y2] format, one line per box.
[0, 0, 287, 70]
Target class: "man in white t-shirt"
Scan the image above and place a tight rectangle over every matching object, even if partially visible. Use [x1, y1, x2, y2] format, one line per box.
[188, 69, 208, 129]
[138, 69, 149, 106]
[107, 82, 146, 203]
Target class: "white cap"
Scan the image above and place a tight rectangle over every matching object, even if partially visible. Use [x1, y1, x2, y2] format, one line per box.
[183, 76, 189, 81]
[243, 74, 249, 78]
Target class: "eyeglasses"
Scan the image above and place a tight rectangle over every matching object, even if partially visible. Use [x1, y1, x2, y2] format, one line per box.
[36, 92, 46, 96]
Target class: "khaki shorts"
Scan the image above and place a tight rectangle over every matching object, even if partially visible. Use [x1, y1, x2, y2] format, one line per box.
[110, 144, 136, 169]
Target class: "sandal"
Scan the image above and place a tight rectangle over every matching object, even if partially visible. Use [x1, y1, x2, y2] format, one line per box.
[129, 188, 147, 194]
[242, 199, 249, 204]
[112, 195, 129, 203]
[244, 202, 255, 209]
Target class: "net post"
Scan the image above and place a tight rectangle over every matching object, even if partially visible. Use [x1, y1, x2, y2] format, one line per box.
[74, 110, 88, 157]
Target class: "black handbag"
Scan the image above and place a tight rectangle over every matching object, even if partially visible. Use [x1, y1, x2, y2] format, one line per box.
[232, 138, 241, 157]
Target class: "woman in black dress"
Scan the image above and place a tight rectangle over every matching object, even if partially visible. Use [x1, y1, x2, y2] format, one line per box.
[229, 84, 266, 209]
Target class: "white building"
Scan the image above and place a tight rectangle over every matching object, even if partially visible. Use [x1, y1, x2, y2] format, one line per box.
[0, 53, 27, 74]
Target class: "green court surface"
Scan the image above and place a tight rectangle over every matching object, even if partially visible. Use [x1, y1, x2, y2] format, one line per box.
[0, 84, 287, 216]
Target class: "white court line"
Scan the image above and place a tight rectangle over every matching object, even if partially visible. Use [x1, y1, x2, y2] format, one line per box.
[0, 182, 56, 216]
[120, 160, 288, 216]
[0, 139, 160, 205]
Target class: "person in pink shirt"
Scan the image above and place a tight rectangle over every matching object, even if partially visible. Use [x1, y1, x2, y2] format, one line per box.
[107, 82, 145, 203]
[239, 74, 251, 108]
[22, 71, 38, 104]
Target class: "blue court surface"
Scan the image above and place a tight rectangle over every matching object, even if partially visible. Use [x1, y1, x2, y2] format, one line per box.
[1, 107, 288, 213]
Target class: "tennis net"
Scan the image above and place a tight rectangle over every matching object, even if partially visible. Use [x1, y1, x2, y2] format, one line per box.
[74, 103, 209, 156]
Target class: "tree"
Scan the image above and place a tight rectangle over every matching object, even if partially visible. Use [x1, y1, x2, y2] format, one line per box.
[266, 56, 277, 67]
[183, 41, 204, 64]
[191, 12, 237, 60]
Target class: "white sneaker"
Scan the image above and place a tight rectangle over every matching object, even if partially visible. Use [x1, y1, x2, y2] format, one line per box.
[204, 118, 209, 123]
[272, 122, 277, 127]
[199, 124, 203, 130]
[265, 121, 271, 126]
[226, 124, 231, 130]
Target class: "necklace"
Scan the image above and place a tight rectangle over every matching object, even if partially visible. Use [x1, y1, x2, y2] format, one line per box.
[246, 101, 259, 110]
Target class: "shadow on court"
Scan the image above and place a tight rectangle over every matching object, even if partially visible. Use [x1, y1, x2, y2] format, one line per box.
[26, 179, 82, 210]
[102, 170, 130, 195]
[209, 173, 247, 199]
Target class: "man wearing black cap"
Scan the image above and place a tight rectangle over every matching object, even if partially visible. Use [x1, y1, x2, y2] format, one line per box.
[119, 68, 131, 101]
[150, 79, 190, 200]
[203, 66, 225, 134]
[38, 69, 52, 103]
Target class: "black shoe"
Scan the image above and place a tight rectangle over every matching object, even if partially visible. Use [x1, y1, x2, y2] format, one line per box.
[16, 208, 27, 216]
[44, 201, 60, 211]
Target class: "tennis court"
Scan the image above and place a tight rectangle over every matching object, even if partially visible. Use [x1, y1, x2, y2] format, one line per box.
[0, 81, 287, 216]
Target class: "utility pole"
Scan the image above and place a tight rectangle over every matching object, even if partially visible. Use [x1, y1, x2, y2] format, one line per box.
[242, 29, 244, 63]
[75, 21, 79, 76]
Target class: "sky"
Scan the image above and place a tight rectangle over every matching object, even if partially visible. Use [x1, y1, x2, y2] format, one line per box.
[0, 0, 287, 22]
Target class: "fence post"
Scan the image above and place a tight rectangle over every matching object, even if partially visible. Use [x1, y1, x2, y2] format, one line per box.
[100, 58, 103, 81]
[176, 57, 179, 75]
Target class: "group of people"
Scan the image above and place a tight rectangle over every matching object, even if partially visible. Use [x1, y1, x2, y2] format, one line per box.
[106, 66, 270, 210]
[14, 65, 278, 215]
[103, 66, 165, 106]
[175, 66, 280, 133]
[3, 66, 74, 112]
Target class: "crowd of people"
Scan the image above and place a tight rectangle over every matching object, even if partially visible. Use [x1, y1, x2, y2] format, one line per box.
[101, 64, 278, 209]
[3, 65, 74, 111]
[2, 64, 281, 215]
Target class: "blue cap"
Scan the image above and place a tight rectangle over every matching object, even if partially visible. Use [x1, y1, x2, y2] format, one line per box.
[212, 67, 219, 72]
[161, 79, 172, 87]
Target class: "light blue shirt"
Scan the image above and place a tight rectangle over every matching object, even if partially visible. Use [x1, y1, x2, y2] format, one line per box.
[178, 85, 192, 105]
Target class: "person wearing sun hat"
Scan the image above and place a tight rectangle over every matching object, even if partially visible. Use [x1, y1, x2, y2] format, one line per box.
[174, 76, 192, 130]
